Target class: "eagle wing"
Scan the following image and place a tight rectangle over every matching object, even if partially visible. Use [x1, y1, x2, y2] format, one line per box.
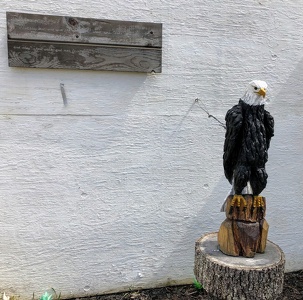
[264, 109, 274, 149]
[223, 103, 243, 183]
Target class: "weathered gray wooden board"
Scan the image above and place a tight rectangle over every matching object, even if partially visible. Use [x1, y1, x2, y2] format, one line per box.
[7, 12, 162, 73]
[8, 40, 162, 72]
[7, 12, 162, 48]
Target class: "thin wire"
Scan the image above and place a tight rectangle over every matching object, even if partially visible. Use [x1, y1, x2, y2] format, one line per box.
[195, 98, 226, 129]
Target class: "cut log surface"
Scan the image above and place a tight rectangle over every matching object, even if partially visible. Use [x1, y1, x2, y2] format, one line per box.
[195, 233, 285, 300]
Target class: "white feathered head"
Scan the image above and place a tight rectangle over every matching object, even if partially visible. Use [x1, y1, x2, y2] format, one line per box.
[241, 80, 267, 106]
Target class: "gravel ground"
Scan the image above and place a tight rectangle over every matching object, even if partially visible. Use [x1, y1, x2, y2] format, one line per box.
[70, 270, 303, 300]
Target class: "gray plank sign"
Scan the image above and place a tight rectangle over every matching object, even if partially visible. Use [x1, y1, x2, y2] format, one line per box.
[7, 12, 162, 73]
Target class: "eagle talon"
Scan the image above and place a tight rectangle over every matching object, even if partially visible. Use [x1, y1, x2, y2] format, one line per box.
[229, 194, 247, 214]
[253, 196, 265, 208]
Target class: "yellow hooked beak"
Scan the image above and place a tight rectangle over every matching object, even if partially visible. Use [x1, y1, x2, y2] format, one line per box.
[257, 88, 266, 98]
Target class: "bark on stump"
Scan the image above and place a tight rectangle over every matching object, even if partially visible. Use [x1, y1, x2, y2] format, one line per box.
[194, 233, 285, 300]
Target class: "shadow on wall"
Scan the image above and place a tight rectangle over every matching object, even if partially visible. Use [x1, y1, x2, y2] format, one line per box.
[267, 55, 303, 222]
[261, 61, 303, 270]
[272, 57, 303, 118]
[148, 175, 230, 286]
[2, 66, 148, 116]
[148, 60, 303, 279]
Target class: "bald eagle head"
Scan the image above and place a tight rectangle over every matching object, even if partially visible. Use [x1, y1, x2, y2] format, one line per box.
[241, 80, 267, 106]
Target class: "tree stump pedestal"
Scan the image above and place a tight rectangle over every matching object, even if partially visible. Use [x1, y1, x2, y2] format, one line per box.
[194, 233, 285, 300]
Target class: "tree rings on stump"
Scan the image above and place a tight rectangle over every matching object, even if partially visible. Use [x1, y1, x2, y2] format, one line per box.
[194, 233, 285, 300]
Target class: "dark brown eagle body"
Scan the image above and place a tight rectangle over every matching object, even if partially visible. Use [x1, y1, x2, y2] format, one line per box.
[223, 100, 274, 195]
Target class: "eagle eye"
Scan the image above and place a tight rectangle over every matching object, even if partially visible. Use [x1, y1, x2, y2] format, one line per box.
[254, 87, 258, 90]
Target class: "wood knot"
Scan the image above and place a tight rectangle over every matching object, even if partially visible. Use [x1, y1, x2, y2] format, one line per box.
[68, 17, 78, 26]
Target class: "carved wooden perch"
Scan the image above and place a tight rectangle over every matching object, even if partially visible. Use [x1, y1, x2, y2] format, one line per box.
[218, 195, 268, 257]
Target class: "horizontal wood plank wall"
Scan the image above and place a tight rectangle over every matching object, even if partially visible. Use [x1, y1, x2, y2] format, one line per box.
[7, 12, 162, 73]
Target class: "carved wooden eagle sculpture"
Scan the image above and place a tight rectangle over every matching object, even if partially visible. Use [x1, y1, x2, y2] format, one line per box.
[223, 80, 274, 211]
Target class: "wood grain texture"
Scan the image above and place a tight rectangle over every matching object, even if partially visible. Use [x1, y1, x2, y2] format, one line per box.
[8, 40, 162, 72]
[225, 195, 266, 222]
[218, 219, 269, 257]
[218, 195, 268, 257]
[7, 12, 162, 72]
[7, 12, 162, 48]
[195, 233, 285, 300]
